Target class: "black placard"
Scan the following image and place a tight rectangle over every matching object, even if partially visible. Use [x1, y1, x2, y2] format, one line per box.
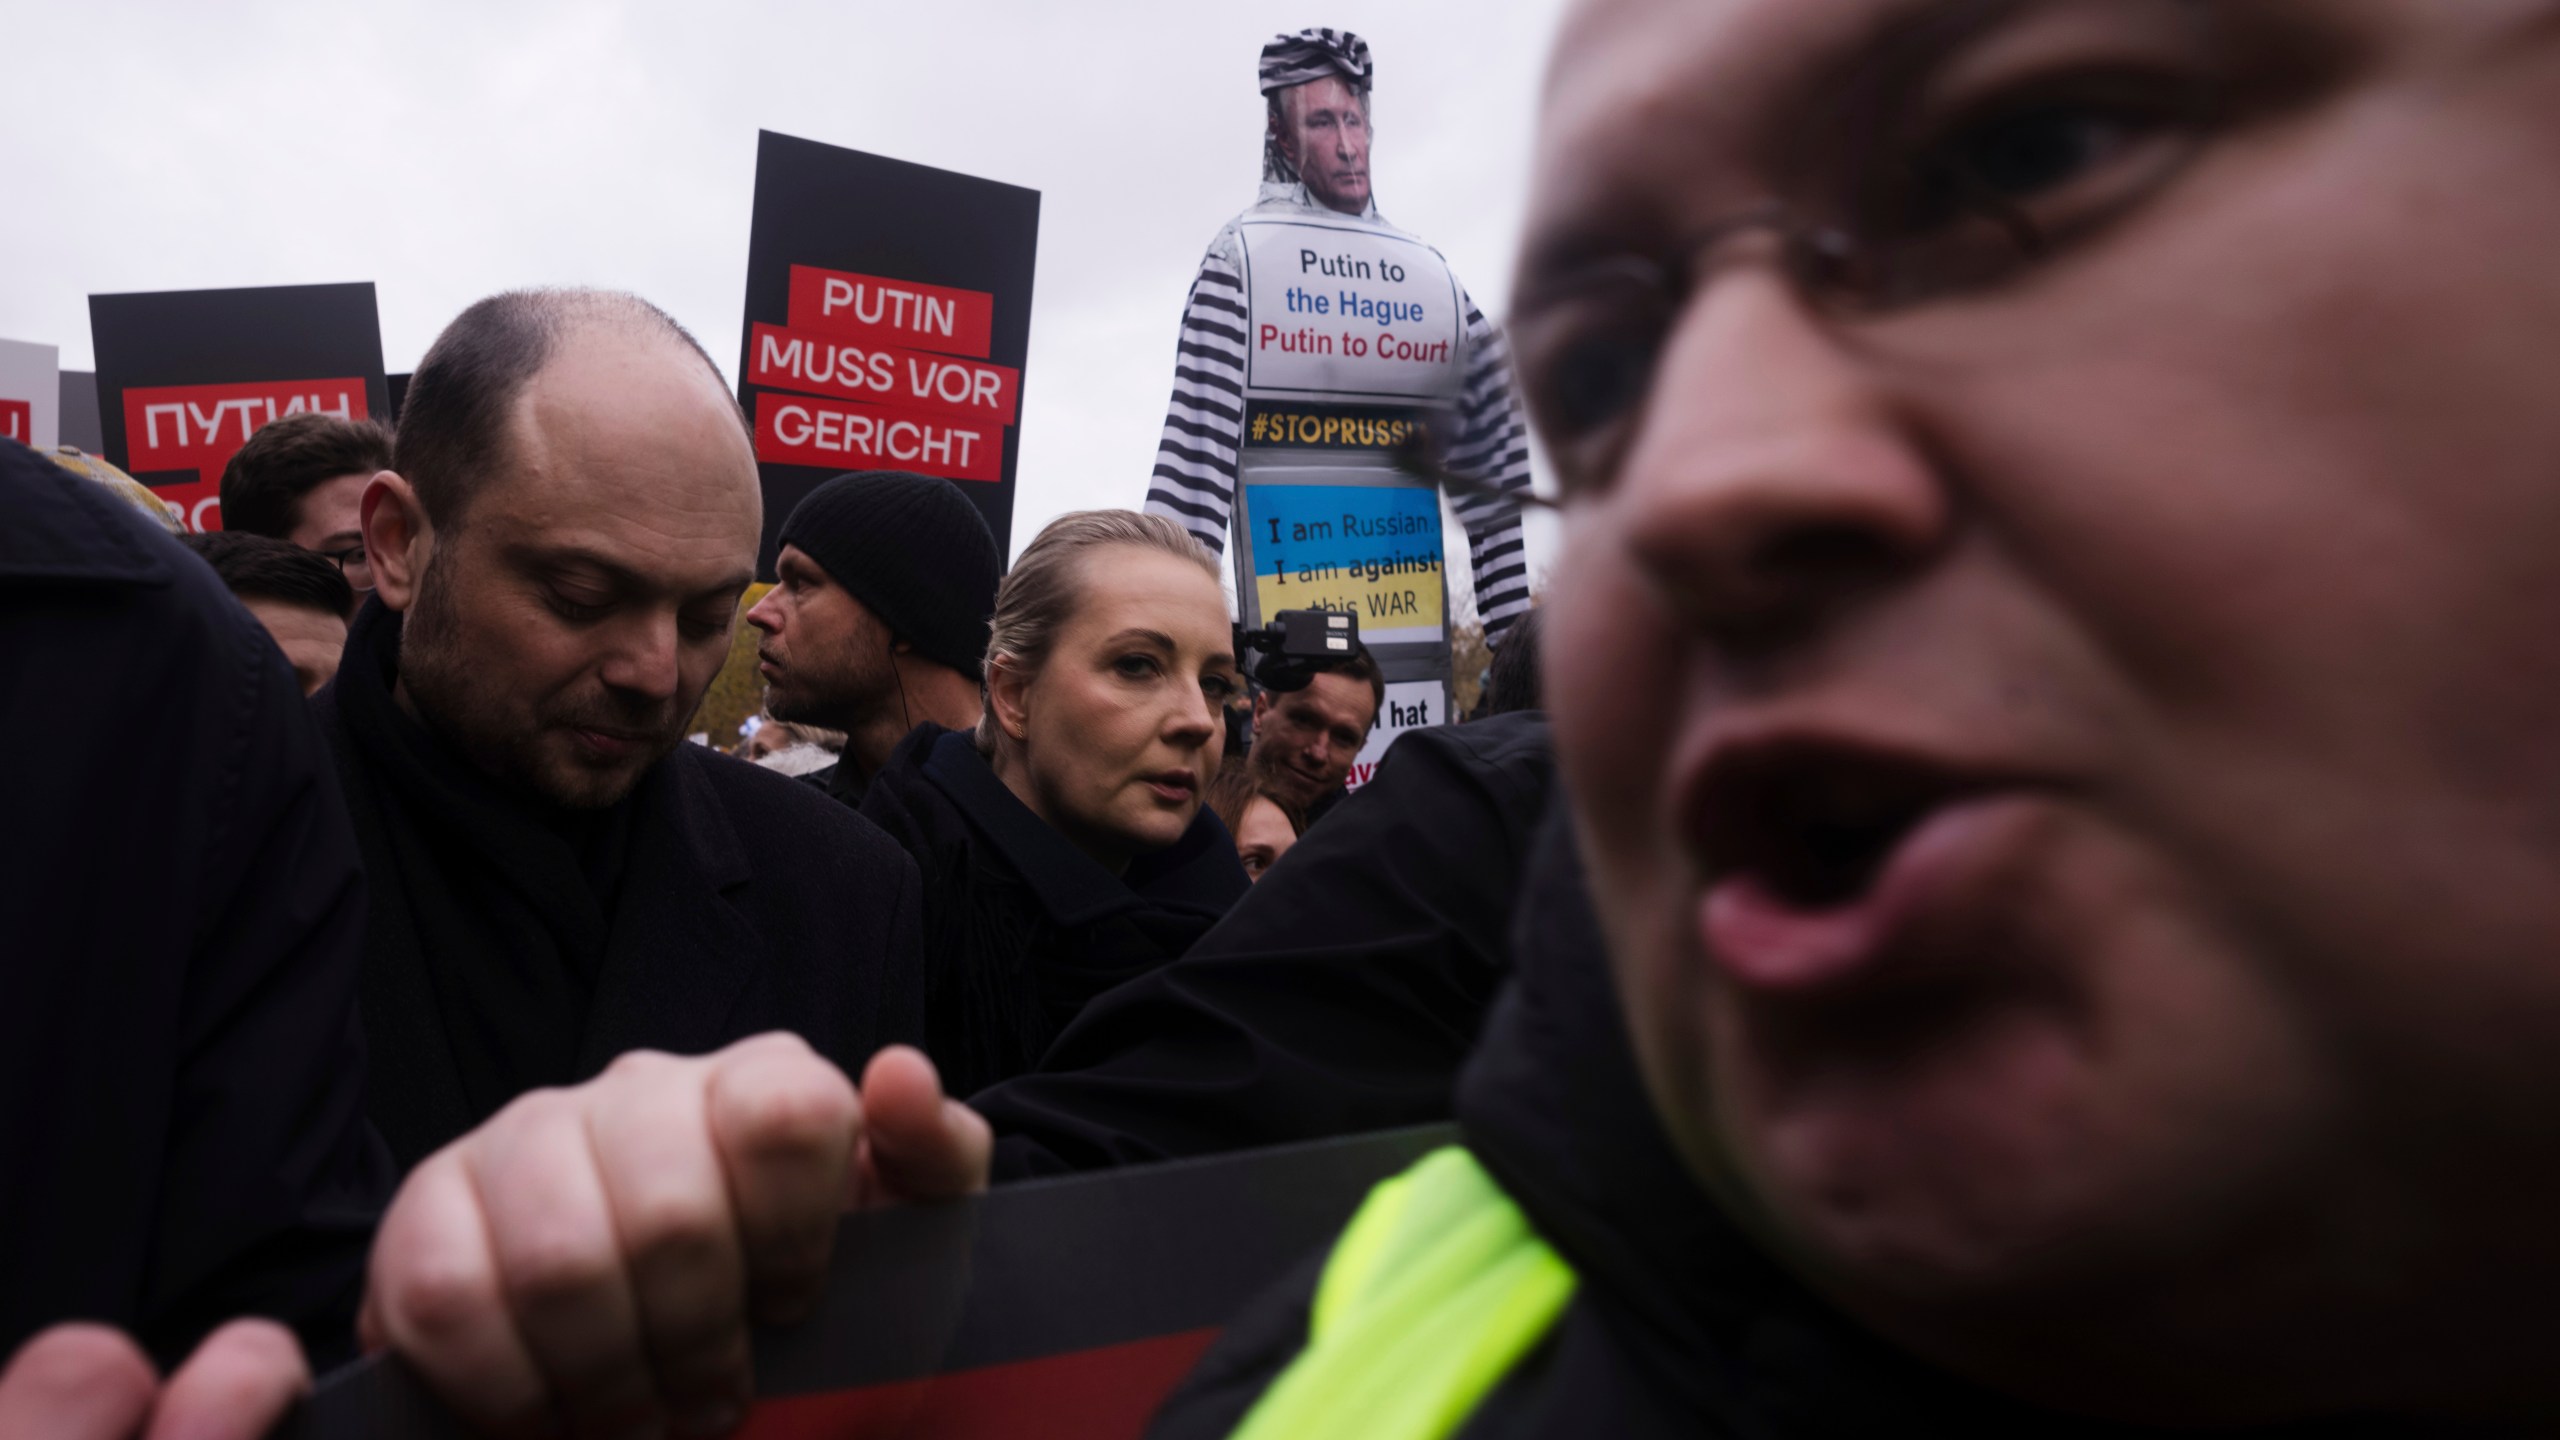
[87, 283, 386, 532]
[737, 131, 1040, 572]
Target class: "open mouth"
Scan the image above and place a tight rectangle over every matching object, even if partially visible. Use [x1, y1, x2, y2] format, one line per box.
[1690, 742, 1983, 911]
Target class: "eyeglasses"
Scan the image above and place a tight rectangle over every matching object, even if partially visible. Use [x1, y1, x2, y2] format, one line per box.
[1505, 0, 2227, 486]
[322, 543, 374, 591]
[1400, 0, 2225, 515]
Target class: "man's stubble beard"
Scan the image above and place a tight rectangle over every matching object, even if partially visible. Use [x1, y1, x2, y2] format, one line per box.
[765, 627, 902, 734]
[402, 542, 687, 810]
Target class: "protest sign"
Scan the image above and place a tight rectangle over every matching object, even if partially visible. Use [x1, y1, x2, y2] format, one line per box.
[0, 338, 60, 452]
[282, 1124, 1453, 1440]
[1231, 453, 1455, 780]
[738, 132, 1039, 572]
[1242, 481, 1446, 647]
[1237, 216, 1463, 403]
[1152, 214, 1493, 780]
[1221, 209, 1473, 775]
[88, 283, 387, 532]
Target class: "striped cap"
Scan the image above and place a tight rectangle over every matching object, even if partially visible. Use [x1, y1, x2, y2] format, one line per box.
[1258, 28, 1371, 95]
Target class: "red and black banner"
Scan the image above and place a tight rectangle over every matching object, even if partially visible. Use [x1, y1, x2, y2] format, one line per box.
[87, 283, 388, 533]
[282, 1125, 1450, 1440]
[737, 132, 1040, 573]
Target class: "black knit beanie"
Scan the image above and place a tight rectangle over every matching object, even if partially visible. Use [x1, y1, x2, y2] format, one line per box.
[777, 471, 1003, 681]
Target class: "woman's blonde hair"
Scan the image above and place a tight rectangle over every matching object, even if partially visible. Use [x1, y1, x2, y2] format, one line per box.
[976, 509, 1224, 753]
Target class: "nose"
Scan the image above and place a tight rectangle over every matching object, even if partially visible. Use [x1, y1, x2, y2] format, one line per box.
[743, 590, 780, 636]
[1611, 268, 1947, 643]
[1167, 685, 1220, 750]
[598, 614, 683, 701]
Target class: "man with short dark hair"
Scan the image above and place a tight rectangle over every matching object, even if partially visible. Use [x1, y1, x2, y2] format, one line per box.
[179, 532, 353, 695]
[316, 287, 925, 1170]
[1247, 649, 1382, 823]
[744, 470, 1001, 807]
[216, 412, 391, 591]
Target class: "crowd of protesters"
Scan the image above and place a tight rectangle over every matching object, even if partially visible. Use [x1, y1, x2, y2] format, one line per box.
[15, 3, 2560, 1437]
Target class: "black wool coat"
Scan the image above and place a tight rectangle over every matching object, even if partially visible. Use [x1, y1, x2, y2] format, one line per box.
[858, 726, 1252, 1098]
[312, 624, 928, 1171]
[0, 442, 390, 1370]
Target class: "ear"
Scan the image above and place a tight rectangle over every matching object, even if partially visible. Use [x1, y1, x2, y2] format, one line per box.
[360, 471, 432, 614]
[1252, 688, 1275, 721]
[986, 653, 1035, 743]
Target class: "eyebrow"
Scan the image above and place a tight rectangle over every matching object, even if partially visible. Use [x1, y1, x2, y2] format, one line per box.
[1104, 627, 1241, 671]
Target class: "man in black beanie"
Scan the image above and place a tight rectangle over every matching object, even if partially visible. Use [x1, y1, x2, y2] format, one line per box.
[747, 470, 1003, 808]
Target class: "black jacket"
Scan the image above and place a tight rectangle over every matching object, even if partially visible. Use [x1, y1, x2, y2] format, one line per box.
[313, 608, 928, 1170]
[978, 712, 1555, 1179]
[858, 725, 1252, 1098]
[0, 442, 389, 1369]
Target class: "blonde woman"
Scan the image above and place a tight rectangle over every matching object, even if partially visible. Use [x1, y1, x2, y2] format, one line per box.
[859, 510, 1251, 1094]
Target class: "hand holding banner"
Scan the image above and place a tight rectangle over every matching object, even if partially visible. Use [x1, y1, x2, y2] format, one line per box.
[281, 1126, 1452, 1440]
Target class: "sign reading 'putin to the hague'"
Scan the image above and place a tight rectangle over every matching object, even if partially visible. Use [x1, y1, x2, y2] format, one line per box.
[737, 131, 1039, 571]
[1238, 217, 1463, 402]
[88, 283, 388, 533]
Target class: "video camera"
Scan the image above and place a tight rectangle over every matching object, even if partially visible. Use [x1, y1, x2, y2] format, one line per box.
[1234, 608, 1361, 694]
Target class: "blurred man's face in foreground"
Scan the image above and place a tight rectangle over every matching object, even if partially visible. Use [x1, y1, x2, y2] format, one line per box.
[1524, 0, 2560, 1422]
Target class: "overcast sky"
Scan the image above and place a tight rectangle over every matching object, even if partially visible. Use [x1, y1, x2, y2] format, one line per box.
[0, 0, 1569, 586]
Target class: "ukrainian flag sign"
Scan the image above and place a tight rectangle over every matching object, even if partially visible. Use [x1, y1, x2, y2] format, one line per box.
[1243, 482, 1447, 647]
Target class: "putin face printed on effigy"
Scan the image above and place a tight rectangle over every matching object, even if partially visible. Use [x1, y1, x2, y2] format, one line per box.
[1522, 0, 2560, 1424]
[1275, 76, 1373, 216]
[365, 296, 761, 809]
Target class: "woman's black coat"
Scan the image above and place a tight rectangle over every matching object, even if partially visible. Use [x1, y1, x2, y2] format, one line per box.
[859, 725, 1251, 1097]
